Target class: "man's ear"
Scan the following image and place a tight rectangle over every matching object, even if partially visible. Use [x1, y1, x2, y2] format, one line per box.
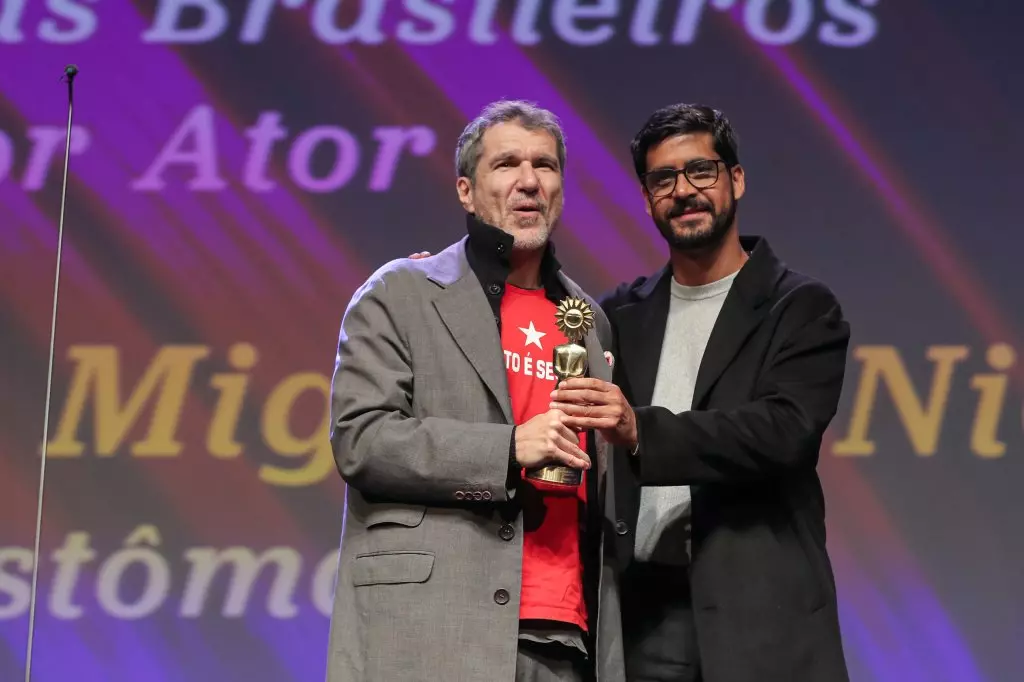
[730, 164, 745, 201]
[640, 186, 653, 218]
[456, 176, 473, 212]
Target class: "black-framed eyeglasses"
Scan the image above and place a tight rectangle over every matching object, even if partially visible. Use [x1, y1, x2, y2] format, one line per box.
[642, 159, 729, 197]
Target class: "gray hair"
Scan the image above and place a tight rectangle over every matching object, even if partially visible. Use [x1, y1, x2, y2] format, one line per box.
[454, 99, 567, 181]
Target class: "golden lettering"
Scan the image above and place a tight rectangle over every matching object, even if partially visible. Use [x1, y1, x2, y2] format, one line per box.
[207, 343, 258, 458]
[834, 345, 969, 456]
[47, 343, 337, 486]
[969, 343, 1016, 459]
[259, 372, 333, 487]
[49, 345, 209, 457]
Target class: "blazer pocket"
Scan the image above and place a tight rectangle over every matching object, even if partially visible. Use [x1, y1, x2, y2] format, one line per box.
[364, 503, 427, 529]
[352, 551, 435, 586]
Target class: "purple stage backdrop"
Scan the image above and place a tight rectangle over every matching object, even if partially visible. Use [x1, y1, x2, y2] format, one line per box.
[1, 1, 1023, 681]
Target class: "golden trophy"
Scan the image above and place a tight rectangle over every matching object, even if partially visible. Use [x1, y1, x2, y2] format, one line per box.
[525, 296, 596, 487]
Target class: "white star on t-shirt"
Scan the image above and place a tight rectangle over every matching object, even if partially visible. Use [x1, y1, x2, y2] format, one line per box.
[519, 321, 546, 349]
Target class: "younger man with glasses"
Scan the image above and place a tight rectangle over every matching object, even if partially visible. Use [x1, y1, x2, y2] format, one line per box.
[550, 104, 852, 681]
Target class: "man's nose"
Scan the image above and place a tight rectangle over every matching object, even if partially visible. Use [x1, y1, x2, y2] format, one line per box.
[673, 171, 697, 198]
[516, 163, 540, 189]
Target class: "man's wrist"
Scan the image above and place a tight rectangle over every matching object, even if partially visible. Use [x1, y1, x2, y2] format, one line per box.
[505, 427, 522, 499]
[508, 426, 522, 469]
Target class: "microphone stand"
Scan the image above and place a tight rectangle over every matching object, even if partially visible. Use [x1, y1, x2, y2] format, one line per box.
[24, 63, 78, 682]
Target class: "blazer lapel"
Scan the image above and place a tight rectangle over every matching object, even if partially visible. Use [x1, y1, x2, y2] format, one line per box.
[616, 267, 672, 407]
[430, 246, 513, 424]
[691, 236, 784, 408]
[690, 290, 766, 408]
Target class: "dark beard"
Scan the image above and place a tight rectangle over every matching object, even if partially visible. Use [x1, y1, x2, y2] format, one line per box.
[654, 196, 737, 251]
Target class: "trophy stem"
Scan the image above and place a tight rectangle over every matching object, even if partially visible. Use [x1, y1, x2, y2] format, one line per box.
[524, 341, 588, 488]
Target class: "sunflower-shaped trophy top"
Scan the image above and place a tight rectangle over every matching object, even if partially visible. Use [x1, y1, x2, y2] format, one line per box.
[554, 297, 595, 345]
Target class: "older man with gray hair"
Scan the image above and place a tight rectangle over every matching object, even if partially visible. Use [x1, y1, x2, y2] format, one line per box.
[324, 100, 625, 682]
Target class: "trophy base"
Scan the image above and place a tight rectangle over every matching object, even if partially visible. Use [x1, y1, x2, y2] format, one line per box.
[525, 465, 581, 487]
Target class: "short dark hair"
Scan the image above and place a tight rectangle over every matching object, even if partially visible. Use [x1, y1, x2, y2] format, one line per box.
[629, 104, 739, 179]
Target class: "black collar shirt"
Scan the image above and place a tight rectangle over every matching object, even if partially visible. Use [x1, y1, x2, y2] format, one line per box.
[462, 212, 569, 325]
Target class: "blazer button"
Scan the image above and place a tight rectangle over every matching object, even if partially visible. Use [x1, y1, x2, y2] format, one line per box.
[493, 589, 510, 605]
[487, 282, 503, 296]
[455, 491, 465, 500]
[482, 491, 492, 501]
[615, 519, 629, 536]
[498, 524, 515, 541]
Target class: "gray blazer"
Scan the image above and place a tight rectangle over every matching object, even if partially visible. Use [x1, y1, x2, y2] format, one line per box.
[325, 237, 625, 682]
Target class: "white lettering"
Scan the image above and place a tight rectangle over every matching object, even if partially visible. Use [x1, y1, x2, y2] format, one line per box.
[181, 546, 301, 618]
[819, 0, 878, 47]
[240, 0, 306, 43]
[23, 125, 91, 191]
[0, 548, 32, 618]
[553, 0, 618, 46]
[5, 0, 876, 47]
[131, 104, 227, 191]
[288, 126, 360, 192]
[468, 0, 500, 44]
[0, 125, 92, 191]
[312, 0, 386, 44]
[397, 0, 455, 44]
[629, 0, 661, 46]
[0, 528, 340, 621]
[510, 0, 544, 45]
[131, 107, 433, 193]
[243, 111, 288, 192]
[672, 0, 709, 45]
[50, 531, 95, 619]
[0, 131, 12, 184]
[14, 0, 879, 47]
[96, 525, 171, 619]
[142, 0, 230, 43]
[368, 126, 436, 192]
[39, 0, 98, 43]
[311, 551, 338, 616]
[503, 352, 561, 384]
[743, 0, 814, 46]
[0, 0, 27, 42]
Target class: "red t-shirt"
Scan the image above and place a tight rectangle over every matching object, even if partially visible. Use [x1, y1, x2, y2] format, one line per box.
[500, 284, 588, 632]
